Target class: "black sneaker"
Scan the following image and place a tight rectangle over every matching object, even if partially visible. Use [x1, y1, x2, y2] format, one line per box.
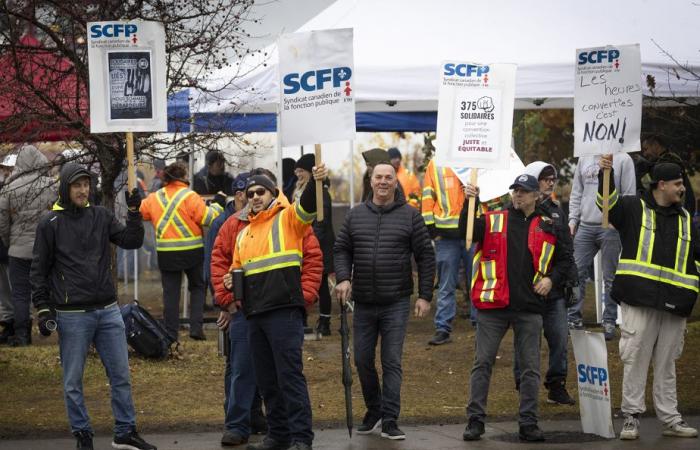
[603, 322, 616, 341]
[462, 418, 485, 441]
[356, 412, 381, 434]
[380, 421, 406, 440]
[519, 424, 545, 442]
[0, 321, 14, 345]
[221, 430, 248, 446]
[74, 430, 94, 450]
[111, 430, 157, 449]
[315, 316, 331, 336]
[189, 329, 207, 340]
[247, 437, 290, 450]
[428, 331, 452, 346]
[547, 383, 575, 405]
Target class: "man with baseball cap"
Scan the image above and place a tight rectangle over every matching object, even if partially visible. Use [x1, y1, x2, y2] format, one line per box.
[461, 173, 569, 442]
[598, 157, 699, 440]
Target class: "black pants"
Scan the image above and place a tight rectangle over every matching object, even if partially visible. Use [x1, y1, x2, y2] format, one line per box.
[160, 262, 204, 340]
[8, 257, 31, 334]
[318, 274, 331, 316]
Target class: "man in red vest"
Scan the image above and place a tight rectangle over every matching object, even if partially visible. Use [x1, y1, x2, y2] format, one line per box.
[460, 174, 569, 443]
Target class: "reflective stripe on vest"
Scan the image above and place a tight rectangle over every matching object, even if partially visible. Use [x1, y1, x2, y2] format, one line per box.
[617, 199, 699, 293]
[241, 211, 302, 276]
[155, 188, 195, 239]
[432, 165, 460, 229]
[479, 260, 497, 302]
[533, 241, 555, 284]
[471, 249, 482, 290]
[490, 212, 505, 233]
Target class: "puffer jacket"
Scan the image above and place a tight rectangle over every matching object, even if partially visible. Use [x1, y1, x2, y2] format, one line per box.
[0, 145, 56, 259]
[30, 163, 144, 312]
[334, 195, 435, 304]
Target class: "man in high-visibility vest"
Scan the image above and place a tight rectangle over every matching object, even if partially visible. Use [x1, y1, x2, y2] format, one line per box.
[140, 161, 222, 342]
[231, 163, 328, 450]
[461, 174, 569, 443]
[598, 156, 699, 440]
[388, 147, 421, 209]
[422, 159, 466, 346]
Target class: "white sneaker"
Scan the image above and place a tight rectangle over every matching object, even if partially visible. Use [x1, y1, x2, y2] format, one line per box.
[662, 420, 698, 438]
[619, 415, 640, 440]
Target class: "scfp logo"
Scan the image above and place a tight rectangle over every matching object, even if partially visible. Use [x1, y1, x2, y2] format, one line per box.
[283, 67, 352, 94]
[443, 63, 489, 77]
[578, 49, 620, 65]
[90, 23, 138, 39]
[578, 364, 608, 385]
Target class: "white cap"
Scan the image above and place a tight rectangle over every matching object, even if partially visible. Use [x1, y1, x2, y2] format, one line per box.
[0, 154, 17, 167]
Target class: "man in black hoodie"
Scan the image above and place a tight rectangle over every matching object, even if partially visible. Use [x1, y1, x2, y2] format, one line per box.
[334, 162, 435, 441]
[30, 163, 156, 450]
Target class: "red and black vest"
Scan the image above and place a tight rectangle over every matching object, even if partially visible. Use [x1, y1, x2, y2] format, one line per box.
[471, 210, 557, 309]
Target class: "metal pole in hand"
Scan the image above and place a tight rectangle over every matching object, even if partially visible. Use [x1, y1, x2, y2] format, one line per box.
[314, 143, 324, 222]
[466, 169, 479, 249]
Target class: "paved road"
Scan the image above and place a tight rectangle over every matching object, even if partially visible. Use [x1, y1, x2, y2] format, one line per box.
[1, 416, 697, 449]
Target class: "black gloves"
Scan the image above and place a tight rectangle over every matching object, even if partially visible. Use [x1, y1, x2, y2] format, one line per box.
[212, 192, 227, 209]
[38, 310, 57, 337]
[124, 188, 142, 212]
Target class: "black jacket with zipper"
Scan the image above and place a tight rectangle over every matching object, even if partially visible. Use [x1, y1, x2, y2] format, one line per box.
[333, 193, 435, 305]
[30, 163, 144, 312]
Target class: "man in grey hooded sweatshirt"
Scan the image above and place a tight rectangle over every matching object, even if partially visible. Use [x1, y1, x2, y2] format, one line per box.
[0, 144, 56, 346]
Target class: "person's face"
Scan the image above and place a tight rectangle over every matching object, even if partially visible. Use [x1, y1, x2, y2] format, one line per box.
[247, 186, 274, 213]
[390, 157, 401, 170]
[511, 187, 538, 211]
[234, 190, 247, 207]
[69, 177, 91, 207]
[538, 174, 557, 197]
[209, 159, 225, 176]
[641, 140, 664, 160]
[657, 178, 685, 205]
[294, 168, 311, 184]
[370, 164, 398, 201]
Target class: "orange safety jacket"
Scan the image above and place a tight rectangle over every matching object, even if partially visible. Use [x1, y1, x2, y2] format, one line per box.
[396, 165, 421, 209]
[421, 159, 465, 238]
[231, 194, 316, 316]
[140, 181, 222, 252]
[471, 210, 557, 309]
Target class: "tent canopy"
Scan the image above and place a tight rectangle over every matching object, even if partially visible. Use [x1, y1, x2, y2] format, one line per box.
[189, 0, 700, 132]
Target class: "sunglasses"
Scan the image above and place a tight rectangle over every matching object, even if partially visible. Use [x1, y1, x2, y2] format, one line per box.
[246, 187, 268, 199]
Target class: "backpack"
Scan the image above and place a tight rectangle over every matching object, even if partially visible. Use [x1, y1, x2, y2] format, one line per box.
[120, 301, 175, 359]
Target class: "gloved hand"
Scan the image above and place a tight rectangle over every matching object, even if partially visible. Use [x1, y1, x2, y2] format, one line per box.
[38, 309, 57, 337]
[212, 192, 227, 208]
[124, 188, 142, 212]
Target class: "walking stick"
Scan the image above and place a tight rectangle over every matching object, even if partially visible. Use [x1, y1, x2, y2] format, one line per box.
[340, 302, 353, 437]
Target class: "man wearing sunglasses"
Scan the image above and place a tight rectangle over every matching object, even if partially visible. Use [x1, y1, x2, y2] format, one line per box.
[230, 163, 328, 450]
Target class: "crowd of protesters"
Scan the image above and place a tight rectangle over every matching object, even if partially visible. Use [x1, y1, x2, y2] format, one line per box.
[0, 136, 698, 449]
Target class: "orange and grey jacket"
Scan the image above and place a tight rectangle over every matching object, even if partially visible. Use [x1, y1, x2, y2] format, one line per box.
[421, 159, 465, 239]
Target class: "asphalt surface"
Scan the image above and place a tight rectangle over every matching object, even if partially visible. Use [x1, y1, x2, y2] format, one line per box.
[1, 416, 698, 449]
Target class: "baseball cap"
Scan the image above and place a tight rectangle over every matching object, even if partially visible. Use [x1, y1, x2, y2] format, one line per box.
[231, 172, 250, 193]
[650, 163, 683, 185]
[509, 174, 539, 192]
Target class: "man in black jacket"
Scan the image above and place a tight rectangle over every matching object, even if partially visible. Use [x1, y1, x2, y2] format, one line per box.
[334, 162, 435, 441]
[461, 174, 568, 443]
[30, 163, 156, 450]
[193, 150, 235, 196]
[598, 157, 699, 440]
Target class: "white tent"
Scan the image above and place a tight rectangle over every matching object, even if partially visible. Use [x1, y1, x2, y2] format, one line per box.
[191, 0, 700, 120]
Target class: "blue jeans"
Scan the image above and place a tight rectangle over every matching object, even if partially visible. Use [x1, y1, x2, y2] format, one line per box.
[224, 311, 260, 437]
[56, 304, 136, 436]
[353, 299, 410, 422]
[248, 308, 313, 446]
[434, 238, 464, 333]
[513, 298, 568, 386]
[567, 225, 621, 324]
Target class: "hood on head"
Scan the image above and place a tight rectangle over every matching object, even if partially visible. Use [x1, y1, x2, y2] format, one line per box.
[14, 144, 48, 174]
[524, 161, 556, 180]
[57, 163, 92, 209]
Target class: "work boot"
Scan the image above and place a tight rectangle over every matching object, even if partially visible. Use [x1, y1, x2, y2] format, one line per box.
[462, 418, 485, 441]
[8, 325, 31, 347]
[0, 320, 14, 344]
[619, 414, 640, 440]
[356, 411, 382, 434]
[662, 420, 698, 438]
[315, 316, 331, 337]
[221, 430, 248, 446]
[428, 330, 452, 346]
[246, 436, 289, 450]
[519, 424, 545, 442]
[547, 382, 575, 405]
[74, 430, 94, 450]
[603, 322, 617, 341]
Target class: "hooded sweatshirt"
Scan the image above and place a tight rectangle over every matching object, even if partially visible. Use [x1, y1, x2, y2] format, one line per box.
[30, 163, 144, 312]
[0, 145, 56, 259]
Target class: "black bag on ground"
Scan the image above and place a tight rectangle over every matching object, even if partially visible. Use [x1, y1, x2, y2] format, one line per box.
[121, 301, 174, 359]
